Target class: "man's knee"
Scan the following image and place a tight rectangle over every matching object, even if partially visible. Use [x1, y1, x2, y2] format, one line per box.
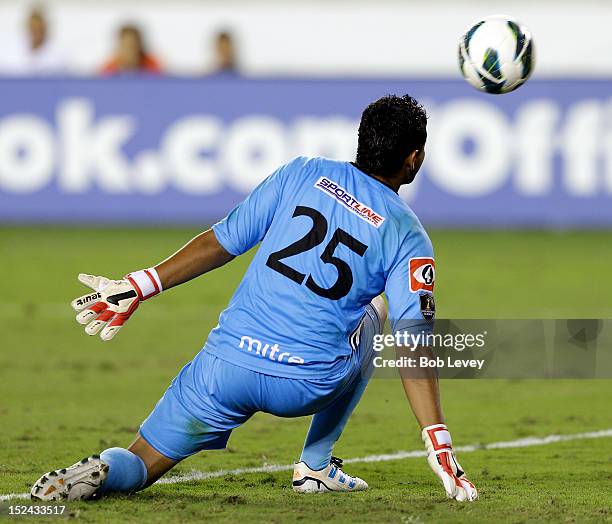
[370, 295, 387, 331]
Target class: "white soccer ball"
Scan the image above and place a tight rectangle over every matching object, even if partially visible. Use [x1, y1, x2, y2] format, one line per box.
[458, 15, 535, 94]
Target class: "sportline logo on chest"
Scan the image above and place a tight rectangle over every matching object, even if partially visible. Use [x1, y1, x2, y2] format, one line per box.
[314, 177, 386, 228]
[409, 257, 435, 293]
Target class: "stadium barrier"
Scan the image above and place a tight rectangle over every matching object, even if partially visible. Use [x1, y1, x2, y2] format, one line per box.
[0, 77, 610, 227]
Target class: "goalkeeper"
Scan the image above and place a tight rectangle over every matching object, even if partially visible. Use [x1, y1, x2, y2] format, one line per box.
[32, 95, 477, 502]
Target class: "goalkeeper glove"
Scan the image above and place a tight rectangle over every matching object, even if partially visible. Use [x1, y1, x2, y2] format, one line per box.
[422, 423, 478, 502]
[70, 269, 162, 341]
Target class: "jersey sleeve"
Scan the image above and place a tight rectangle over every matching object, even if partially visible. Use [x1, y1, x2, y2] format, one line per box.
[212, 159, 300, 256]
[384, 228, 436, 337]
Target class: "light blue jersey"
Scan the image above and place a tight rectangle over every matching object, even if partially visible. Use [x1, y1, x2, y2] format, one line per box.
[209, 157, 434, 379]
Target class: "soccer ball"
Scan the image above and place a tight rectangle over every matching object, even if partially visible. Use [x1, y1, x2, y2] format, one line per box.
[458, 15, 535, 94]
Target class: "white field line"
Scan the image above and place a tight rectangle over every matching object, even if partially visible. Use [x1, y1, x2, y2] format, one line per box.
[2, 428, 610, 502]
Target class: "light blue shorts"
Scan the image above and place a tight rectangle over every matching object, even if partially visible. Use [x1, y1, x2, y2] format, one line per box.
[139, 305, 380, 461]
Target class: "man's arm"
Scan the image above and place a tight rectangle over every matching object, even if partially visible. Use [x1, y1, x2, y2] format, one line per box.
[395, 343, 477, 502]
[155, 229, 234, 290]
[70, 158, 292, 341]
[397, 345, 444, 428]
[70, 229, 233, 341]
[384, 229, 477, 502]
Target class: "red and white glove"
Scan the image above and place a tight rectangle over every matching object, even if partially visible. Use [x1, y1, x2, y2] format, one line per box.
[422, 424, 478, 502]
[70, 269, 162, 341]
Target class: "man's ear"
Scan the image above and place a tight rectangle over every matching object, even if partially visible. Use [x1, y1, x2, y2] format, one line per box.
[404, 150, 420, 173]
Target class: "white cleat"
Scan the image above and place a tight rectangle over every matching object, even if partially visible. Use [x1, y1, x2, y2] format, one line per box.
[292, 456, 368, 493]
[31, 455, 109, 501]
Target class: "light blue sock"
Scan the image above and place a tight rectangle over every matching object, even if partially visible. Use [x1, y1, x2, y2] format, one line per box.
[300, 373, 370, 471]
[300, 306, 380, 470]
[98, 448, 148, 494]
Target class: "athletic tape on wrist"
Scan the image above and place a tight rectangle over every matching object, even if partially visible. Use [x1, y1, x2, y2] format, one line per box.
[127, 268, 162, 300]
[422, 423, 453, 452]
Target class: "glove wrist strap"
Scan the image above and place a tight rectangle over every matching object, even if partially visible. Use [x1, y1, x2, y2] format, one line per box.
[422, 423, 453, 453]
[127, 268, 162, 301]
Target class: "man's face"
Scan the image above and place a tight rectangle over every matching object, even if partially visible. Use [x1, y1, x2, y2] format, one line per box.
[28, 15, 46, 49]
[216, 36, 235, 69]
[118, 31, 142, 69]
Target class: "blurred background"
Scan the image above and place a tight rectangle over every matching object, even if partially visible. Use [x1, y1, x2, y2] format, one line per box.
[0, 0, 611, 227]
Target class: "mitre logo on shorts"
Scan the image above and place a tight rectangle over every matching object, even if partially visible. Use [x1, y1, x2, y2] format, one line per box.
[314, 177, 386, 228]
[409, 257, 435, 292]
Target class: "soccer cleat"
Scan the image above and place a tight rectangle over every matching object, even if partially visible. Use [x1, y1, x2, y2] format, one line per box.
[292, 456, 368, 493]
[30, 455, 109, 501]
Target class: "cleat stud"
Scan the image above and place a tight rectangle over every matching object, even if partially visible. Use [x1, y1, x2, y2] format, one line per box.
[91, 471, 100, 478]
[60, 468, 67, 474]
[49, 471, 58, 477]
[91, 454, 100, 459]
[81, 457, 88, 464]
[102, 465, 110, 472]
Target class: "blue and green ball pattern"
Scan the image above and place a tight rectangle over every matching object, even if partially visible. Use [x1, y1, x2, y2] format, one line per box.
[458, 16, 535, 94]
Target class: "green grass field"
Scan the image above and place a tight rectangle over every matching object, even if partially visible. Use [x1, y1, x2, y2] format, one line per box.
[1, 227, 611, 523]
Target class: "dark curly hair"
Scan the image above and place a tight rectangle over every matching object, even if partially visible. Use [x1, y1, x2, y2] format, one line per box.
[356, 95, 428, 179]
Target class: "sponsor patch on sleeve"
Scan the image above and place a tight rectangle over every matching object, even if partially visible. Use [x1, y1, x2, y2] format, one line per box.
[409, 257, 435, 293]
[420, 293, 436, 321]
